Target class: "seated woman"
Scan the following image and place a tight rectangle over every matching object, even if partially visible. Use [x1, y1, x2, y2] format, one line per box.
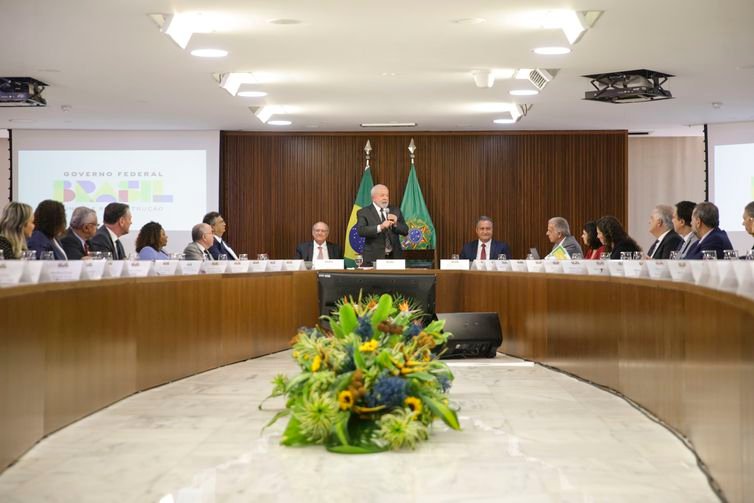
[27, 200, 68, 260]
[0, 201, 35, 259]
[582, 221, 605, 259]
[136, 221, 169, 260]
[596, 216, 641, 260]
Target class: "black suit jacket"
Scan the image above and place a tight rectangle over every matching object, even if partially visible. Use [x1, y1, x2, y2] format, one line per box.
[60, 228, 89, 260]
[89, 225, 126, 260]
[648, 230, 683, 259]
[295, 241, 343, 261]
[685, 228, 734, 260]
[609, 239, 642, 260]
[356, 204, 409, 266]
[208, 238, 238, 260]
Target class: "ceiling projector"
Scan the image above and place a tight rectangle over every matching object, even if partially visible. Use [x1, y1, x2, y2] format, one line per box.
[582, 69, 673, 103]
[0, 77, 48, 107]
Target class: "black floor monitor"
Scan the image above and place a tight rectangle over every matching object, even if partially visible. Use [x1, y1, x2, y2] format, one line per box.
[436, 312, 502, 359]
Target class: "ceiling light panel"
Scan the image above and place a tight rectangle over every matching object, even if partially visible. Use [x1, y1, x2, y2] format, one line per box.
[220, 73, 259, 96]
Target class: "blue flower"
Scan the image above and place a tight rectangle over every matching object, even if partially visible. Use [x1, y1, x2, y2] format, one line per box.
[365, 375, 407, 408]
[437, 375, 451, 393]
[354, 316, 373, 341]
[403, 323, 422, 340]
[340, 345, 356, 372]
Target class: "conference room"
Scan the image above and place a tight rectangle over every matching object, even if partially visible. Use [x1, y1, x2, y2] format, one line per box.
[1, 1, 754, 502]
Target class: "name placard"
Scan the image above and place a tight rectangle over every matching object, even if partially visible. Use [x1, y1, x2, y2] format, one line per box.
[124, 260, 152, 278]
[525, 260, 545, 273]
[282, 260, 305, 271]
[543, 260, 563, 274]
[440, 259, 469, 270]
[249, 260, 268, 273]
[103, 260, 125, 279]
[265, 260, 284, 272]
[733, 262, 754, 298]
[201, 261, 228, 275]
[623, 260, 648, 278]
[717, 262, 739, 293]
[375, 259, 405, 270]
[81, 259, 107, 280]
[151, 260, 179, 276]
[688, 261, 718, 288]
[40, 261, 83, 283]
[645, 261, 670, 280]
[0, 261, 25, 287]
[226, 260, 250, 274]
[666, 261, 694, 283]
[494, 260, 512, 272]
[562, 260, 587, 275]
[509, 260, 528, 272]
[607, 260, 625, 277]
[584, 260, 609, 276]
[177, 260, 202, 275]
[313, 259, 345, 270]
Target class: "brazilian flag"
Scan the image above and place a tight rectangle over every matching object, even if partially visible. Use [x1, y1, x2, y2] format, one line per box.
[344, 166, 374, 268]
[400, 161, 436, 250]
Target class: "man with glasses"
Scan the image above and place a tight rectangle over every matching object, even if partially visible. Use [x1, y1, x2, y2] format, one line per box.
[183, 223, 214, 261]
[60, 206, 98, 259]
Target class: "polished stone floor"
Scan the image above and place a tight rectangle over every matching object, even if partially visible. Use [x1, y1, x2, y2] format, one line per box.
[0, 352, 718, 503]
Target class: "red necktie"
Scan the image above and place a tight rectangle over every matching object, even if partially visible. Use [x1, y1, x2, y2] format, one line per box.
[83, 241, 89, 255]
[317, 246, 324, 260]
[481, 243, 487, 260]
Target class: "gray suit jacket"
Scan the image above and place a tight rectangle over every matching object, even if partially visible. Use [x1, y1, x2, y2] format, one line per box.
[549, 235, 582, 258]
[183, 242, 211, 261]
[677, 233, 699, 258]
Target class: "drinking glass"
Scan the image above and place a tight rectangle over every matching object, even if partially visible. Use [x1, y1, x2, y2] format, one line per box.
[723, 249, 738, 260]
[701, 250, 717, 261]
[238, 253, 248, 261]
[40, 251, 55, 260]
[218, 254, 228, 261]
[746, 249, 754, 261]
[451, 254, 460, 260]
[497, 254, 507, 260]
[104, 251, 113, 261]
[526, 253, 535, 260]
[668, 251, 680, 260]
[355, 254, 363, 268]
[633, 251, 643, 260]
[21, 250, 37, 260]
[600, 252, 611, 261]
[89, 251, 103, 260]
[571, 253, 583, 260]
[257, 253, 269, 261]
[620, 252, 632, 261]
[0, 250, 4, 260]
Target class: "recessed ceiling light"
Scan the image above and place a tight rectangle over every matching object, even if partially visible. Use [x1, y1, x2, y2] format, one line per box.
[268, 18, 302, 25]
[451, 18, 486, 25]
[509, 89, 539, 96]
[219, 72, 259, 95]
[237, 91, 268, 98]
[493, 119, 516, 124]
[381, 72, 398, 77]
[268, 120, 292, 126]
[533, 46, 571, 55]
[360, 123, 417, 128]
[190, 48, 228, 58]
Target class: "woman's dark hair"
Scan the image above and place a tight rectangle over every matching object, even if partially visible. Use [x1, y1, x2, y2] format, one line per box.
[583, 221, 600, 249]
[135, 221, 163, 252]
[33, 199, 66, 238]
[596, 215, 640, 253]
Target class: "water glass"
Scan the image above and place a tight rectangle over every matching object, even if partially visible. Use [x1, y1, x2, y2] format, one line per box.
[257, 253, 269, 261]
[451, 254, 459, 260]
[40, 251, 55, 260]
[701, 250, 717, 261]
[526, 253, 535, 260]
[600, 252, 611, 261]
[104, 251, 113, 261]
[633, 251, 643, 260]
[620, 252, 632, 261]
[89, 251, 103, 260]
[668, 251, 680, 260]
[218, 254, 228, 261]
[497, 254, 507, 260]
[746, 249, 754, 260]
[21, 250, 37, 260]
[0, 250, 4, 260]
[571, 253, 583, 260]
[723, 249, 738, 260]
[238, 253, 248, 261]
[354, 254, 363, 268]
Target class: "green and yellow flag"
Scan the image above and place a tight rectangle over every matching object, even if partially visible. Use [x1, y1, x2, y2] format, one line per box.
[344, 166, 374, 268]
[400, 161, 436, 250]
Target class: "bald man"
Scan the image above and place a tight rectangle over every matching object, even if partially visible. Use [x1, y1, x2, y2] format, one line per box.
[295, 221, 343, 261]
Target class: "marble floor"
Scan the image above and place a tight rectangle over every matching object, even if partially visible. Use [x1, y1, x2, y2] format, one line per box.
[0, 352, 718, 503]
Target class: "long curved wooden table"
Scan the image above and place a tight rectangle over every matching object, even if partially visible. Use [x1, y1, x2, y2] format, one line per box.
[1, 270, 751, 501]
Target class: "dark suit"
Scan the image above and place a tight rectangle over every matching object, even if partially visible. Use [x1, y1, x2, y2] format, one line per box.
[60, 228, 89, 260]
[26, 230, 67, 260]
[89, 225, 127, 260]
[295, 241, 343, 261]
[356, 204, 408, 266]
[647, 230, 683, 259]
[460, 240, 511, 260]
[684, 228, 733, 260]
[609, 239, 642, 260]
[208, 238, 238, 260]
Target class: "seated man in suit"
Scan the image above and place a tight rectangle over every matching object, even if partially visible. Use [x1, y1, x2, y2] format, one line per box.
[295, 221, 343, 261]
[60, 206, 98, 260]
[356, 184, 408, 266]
[743, 201, 754, 252]
[672, 200, 698, 258]
[460, 216, 511, 260]
[183, 223, 215, 260]
[545, 217, 582, 258]
[203, 211, 239, 260]
[89, 202, 132, 260]
[646, 204, 683, 259]
[685, 202, 733, 259]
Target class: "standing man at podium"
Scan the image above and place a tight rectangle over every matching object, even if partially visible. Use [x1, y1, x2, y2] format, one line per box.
[295, 222, 343, 261]
[356, 184, 408, 266]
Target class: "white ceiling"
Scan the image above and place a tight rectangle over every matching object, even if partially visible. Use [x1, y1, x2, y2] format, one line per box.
[1, 0, 753, 133]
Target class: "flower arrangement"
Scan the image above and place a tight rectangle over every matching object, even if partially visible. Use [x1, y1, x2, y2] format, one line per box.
[262, 293, 461, 453]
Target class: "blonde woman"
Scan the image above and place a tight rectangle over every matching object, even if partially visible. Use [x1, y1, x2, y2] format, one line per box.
[0, 201, 35, 259]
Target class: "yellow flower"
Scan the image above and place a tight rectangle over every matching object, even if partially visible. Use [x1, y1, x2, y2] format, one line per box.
[399, 300, 410, 312]
[338, 390, 354, 410]
[311, 354, 322, 372]
[404, 396, 422, 419]
[292, 351, 299, 358]
[359, 340, 379, 353]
